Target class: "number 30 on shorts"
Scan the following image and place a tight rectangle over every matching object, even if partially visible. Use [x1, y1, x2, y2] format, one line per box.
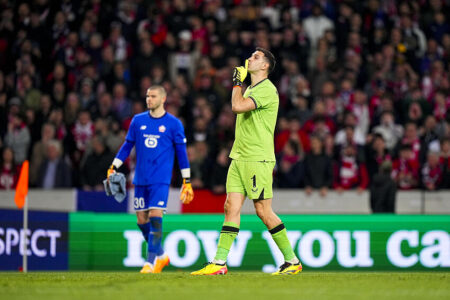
[134, 197, 145, 209]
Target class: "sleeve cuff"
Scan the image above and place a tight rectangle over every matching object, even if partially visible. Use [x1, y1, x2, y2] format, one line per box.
[112, 158, 123, 169]
[249, 96, 258, 109]
[181, 168, 191, 178]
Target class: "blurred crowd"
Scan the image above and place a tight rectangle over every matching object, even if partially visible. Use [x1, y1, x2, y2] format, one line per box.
[0, 0, 450, 194]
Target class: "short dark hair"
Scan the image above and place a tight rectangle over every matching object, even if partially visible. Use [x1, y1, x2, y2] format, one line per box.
[256, 47, 276, 74]
[148, 85, 167, 97]
[373, 133, 385, 141]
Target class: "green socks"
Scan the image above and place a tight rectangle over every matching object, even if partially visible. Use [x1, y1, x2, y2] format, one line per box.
[214, 221, 240, 263]
[270, 223, 296, 262]
[213, 222, 297, 264]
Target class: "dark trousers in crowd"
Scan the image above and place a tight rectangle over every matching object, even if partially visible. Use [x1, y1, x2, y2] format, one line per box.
[370, 173, 397, 213]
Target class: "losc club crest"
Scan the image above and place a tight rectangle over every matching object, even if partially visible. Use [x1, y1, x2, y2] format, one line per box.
[159, 125, 166, 133]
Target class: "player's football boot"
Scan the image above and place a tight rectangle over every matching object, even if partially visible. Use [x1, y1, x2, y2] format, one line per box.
[153, 254, 170, 273]
[140, 262, 154, 274]
[190, 262, 228, 275]
[271, 262, 302, 275]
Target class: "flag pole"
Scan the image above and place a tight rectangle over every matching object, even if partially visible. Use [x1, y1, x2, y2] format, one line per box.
[22, 196, 28, 273]
[15, 160, 29, 273]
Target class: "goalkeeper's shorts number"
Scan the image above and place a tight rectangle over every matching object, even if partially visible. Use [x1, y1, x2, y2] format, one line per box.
[134, 197, 145, 209]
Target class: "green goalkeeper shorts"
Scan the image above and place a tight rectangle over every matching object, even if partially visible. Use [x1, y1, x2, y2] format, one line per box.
[226, 160, 276, 200]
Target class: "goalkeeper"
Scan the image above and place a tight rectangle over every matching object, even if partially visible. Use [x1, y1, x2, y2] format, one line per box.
[192, 48, 302, 276]
[107, 85, 194, 274]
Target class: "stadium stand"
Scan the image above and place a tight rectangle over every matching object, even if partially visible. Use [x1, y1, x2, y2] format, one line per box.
[0, 0, 449, 195]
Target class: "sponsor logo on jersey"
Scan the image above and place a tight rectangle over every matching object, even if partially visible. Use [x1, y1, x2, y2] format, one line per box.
[159, 125, 166, 133]
[143, 134, 160, 148]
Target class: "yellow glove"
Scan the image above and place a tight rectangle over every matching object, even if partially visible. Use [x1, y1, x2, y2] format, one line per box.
[180, 178, 194, 204]
[107, 165, 117, 181]
[232, 59, 248, 87]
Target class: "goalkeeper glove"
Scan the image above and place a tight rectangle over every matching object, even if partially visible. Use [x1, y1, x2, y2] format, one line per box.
[107, 165, 117, 180]
[180, 178, 194, 204]
[232, 59, 248, 87]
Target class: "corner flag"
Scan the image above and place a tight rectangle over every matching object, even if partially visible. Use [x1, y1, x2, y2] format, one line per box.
[14, 160, 29, 209]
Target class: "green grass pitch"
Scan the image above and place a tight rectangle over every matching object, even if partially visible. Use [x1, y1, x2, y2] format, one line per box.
[0, 272, 449, 300]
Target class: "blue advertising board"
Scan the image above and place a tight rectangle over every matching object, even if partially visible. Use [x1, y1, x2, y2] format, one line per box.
[77, 190, 128, 213]
[0, 209, 68, 270]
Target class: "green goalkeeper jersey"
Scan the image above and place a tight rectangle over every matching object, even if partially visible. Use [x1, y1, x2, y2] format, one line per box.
[229, 78, 278, 162]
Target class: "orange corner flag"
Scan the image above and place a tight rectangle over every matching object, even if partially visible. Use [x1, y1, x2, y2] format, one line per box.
[14, 160, 29, 209]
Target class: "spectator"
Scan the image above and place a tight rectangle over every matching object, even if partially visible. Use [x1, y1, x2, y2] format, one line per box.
[45, 62, 75, 95]
[303, 4, 334, 68]
[0, 93, 7, 138]
[30, 122, 56, 186]
[64, 92, 81, 126]
[372, 111, 404, 151]
[25, 108, 41, 147]
[429, 12, 450, 43]
[123, 101, 145, 131]
[18, 73, 41, 111]
[335, 113, 366, 147]
[304, 135, 332, 197]
[370, 160, 397, 213]
[275, 116, 309, 154]
[278, 58, 303, 104]
[104, 22, 130, 62]
[111, 82, 132, 121]
[78, 78, 96, 110]
[334, 125, 365, 162]
[333, 144, 369, 193]
[289, 96, 312, 124]
[399, 122, 421, 162]
[86, 33, 103, 67]
[421, 151, 443, 191]
[370, 93, 394, 126]
[93, 118, 122, 154]
[302, 101, 336, 142]
[169, 30, 199, 82]
[432, 91, 449, 122]
[37, 140, 72, 189]
[187, 144, 206, 189]
[71, 109, 94, 155]
[347, 90, 370, 139]
[51, 80, 66, 107]
[49, 107, 67, 141]
[209, 147, 229, 194]
[80, 135, 114, 191]
[132, 39, 160, 83]
[91, 92, 118, 121]
[405, 101, 425, 126]
[0, 147, 19, 190]
[421, 115, 440, 158]
[35, 94, 53, 129]
[191, 117, 212, 143]
[440, 138, 450, 189]
[4, 112, 30, 164]
[366, 133, 391, 181]
[275, 139, 304, 188]
[392, 144, 420, 190]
